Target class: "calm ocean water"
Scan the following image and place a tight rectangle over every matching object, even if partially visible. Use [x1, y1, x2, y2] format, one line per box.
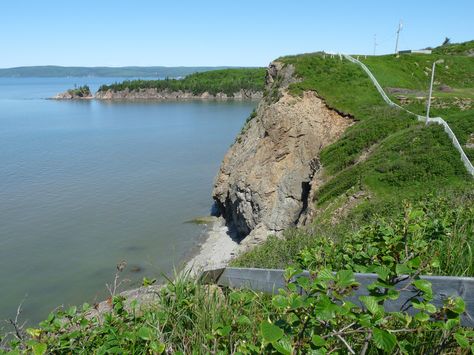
[0, 77, 254, 324]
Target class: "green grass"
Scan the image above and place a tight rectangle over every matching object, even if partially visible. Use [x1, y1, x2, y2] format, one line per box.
[233, 194, 474, 277]
[319, 107, 416, 174]
[362, 53, 474, 89]
[98, 68, 266, 96]
[432, 40, 474, 56]
[360, 52, 474, 157]
[279, 53, 384, 117]
[236, 47, 473, 270]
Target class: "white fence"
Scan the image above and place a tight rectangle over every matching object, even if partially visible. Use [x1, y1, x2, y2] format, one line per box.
[344, 55, 474, 177]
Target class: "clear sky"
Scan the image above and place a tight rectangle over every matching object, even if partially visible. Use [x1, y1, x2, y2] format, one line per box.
[0, 0, 472, 68]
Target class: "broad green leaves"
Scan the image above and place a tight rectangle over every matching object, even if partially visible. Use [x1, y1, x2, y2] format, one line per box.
[260, 321, 284, 343]
[372, 328, 397, 352]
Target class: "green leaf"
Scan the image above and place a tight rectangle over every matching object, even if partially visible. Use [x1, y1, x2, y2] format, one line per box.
[312, 334, 326, 347]
[451, 297, 466, 314]
[444, 318, 459, 330]
[395, 263, 412, 275]
[272, 337, 293, 355]
[283, 266, 302, 281]
[374, 266, 390, 281]
[150, 341, 166, 354]
[26, 328, 41, 338]
[318, 268, 334, 281]
[137, 326, 154, 341]
[237, 315, 252, 325]
[407, 257, 421, 269]
[454, 332, 469, 348]
[372, 328, 397, 353]
[431, 258, 440, 268]
[32, 343, 47, 355]
[413, 279, 432, 296]
[387, 289, 399, 300]
[335, 269, 356, 287]
[216, 325, 231, 337]
[260, 321, 284, 343]
[360, 295, 381, 315]
[414, 312, 430, 322]
[104, 347, 122, 354]
[229, 292, 242, 302]
[425, 303, 437, 313]
[296, 276, 310, 289]
[66, 306, 77, 317]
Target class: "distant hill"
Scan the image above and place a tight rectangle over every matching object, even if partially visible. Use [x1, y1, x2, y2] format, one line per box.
[0, 65, 236, 78]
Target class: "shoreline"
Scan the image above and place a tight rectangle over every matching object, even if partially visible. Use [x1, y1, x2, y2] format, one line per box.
[183, 216, 240, 275]
[52, 89, 263, 101]
[87, 217, 240, 317]
[88, 216, 239, 318]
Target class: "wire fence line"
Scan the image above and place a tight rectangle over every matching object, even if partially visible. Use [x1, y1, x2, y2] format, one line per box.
[343, 54, 474, 177]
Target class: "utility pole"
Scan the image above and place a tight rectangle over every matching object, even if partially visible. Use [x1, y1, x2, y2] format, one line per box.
[373, 34, 378, 56]
[395, 20, 403, 55]
[426, 59, 444, 124]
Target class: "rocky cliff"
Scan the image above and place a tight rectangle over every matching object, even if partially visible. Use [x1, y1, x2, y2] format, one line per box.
[212, 61, 352, 247]
[94, 89, 263, 100]
[53, 88, 93, 100]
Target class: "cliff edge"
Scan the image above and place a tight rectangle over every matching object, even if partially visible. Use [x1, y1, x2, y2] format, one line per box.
[213, 61, 352, 247]
[94, 88, 262, 100]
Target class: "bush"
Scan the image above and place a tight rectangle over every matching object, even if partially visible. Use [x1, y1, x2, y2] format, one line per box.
[98, 68, 266, 96]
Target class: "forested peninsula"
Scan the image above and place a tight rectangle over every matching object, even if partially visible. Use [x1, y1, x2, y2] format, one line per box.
[54, 68, 266, 100]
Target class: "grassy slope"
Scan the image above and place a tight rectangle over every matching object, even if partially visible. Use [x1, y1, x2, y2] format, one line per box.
[432, 40, 474, 56]
[360, 52, 474, 162]
[233, 50, 474, 269]
[98, 68, 266, 96]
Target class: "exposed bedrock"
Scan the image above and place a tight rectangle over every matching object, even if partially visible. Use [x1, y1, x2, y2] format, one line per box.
[212, 61, 352, 247]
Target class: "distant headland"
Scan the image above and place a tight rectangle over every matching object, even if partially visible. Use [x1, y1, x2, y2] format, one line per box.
[0, 65, 238, 78]
[53, 68, 266, 100]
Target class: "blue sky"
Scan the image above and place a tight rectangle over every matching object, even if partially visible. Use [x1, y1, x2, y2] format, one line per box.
[0, 0, 472, 68]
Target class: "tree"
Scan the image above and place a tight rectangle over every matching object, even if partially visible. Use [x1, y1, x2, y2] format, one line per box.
[442, 37, 451, 46]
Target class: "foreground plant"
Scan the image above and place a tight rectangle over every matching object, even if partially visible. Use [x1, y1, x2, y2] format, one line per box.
[1, 201, 473, 354]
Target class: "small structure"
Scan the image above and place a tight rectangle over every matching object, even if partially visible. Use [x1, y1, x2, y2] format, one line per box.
[399, 49, 432, 55]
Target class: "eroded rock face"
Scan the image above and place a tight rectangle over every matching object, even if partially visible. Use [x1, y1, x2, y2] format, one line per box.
[53, 90, 93, 100]
[94, 88, 263, 100]
[213, 61, 352, 246]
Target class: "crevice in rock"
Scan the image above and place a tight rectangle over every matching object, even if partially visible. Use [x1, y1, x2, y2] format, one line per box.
[296, 158, 320, 225]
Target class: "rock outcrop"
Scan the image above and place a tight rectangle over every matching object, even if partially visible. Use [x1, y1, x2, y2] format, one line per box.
[53, 89, 93, 100]
[212, 61, 352, 247]
[94, 89, 262, 100]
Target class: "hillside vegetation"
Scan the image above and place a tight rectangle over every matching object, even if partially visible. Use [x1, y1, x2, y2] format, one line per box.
[67, 85, 91, 98]
[98, 68, 266, 96]
[432, 40, 474, 56]
[360, 53, 474, 162]
[234, 47, 473, 264]
[2, 46, 474, 354]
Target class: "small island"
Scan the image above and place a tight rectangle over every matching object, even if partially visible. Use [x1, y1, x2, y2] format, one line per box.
[53, 68, 266, 101]
[53, 85, 93, 99]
